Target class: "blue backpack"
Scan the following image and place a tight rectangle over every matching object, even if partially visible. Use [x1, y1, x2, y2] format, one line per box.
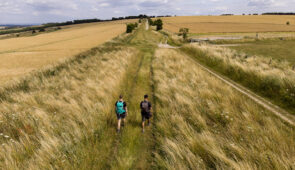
[116, 101, 125, 114]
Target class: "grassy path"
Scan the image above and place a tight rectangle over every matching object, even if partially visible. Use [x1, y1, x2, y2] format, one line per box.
[59, 21, 163, 169]
[106, 22, 162, 169]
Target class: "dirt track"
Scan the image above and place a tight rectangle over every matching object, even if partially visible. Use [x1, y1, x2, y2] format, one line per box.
[159, 43, 295, 126]
[187, 52, 295, 126]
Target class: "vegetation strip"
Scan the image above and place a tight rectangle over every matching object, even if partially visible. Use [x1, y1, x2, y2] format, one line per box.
[179, 49, 295, 126]
[180, 45, 295, 114]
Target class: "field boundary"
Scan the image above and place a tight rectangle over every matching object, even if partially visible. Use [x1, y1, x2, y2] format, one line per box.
[178, 49, 295, 126]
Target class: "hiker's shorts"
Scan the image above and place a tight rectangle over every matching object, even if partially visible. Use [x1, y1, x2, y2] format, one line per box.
[116, 113, 126, 120]
[141, 112, 151, 122]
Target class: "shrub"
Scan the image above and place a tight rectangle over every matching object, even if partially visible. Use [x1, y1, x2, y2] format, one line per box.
[286, 21, 290, 25]
[154, 19, 163, 31]
[126, 23, 137, 33]
[39, 28, 46, 32]
[32, 30, 36, 34]
[179, 28, 189, 40]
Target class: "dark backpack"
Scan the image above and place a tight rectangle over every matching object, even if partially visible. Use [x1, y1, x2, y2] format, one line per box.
[142, 101, 150, 113]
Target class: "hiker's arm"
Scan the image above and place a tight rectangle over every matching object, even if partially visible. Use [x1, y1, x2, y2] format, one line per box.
[149, 103, 152, 112]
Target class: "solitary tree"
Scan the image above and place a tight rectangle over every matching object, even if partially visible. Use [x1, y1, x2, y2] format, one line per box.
[179, 28, 189, 40]
[154, 19, 163, 31]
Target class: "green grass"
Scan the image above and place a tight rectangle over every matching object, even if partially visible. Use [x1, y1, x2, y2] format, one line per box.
[229, 39, 295, 64]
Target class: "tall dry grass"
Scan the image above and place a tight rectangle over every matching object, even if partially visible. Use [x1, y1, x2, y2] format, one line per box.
[153, 49, 295, 169]
[182, 44, 295, 113]
[0, 38, 137, 169]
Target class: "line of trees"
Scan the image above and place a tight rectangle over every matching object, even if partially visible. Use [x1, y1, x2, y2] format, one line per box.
[262, 12, 295, 15]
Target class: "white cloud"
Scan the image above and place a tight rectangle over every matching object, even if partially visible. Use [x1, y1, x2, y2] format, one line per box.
[0, 0, 295, 24]
[99, 3, 110, 7]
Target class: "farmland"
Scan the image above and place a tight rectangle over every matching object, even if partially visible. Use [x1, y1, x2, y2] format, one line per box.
[0, 20, 130, 84]
[162, 15, 295, 33]
[0, 17, 295, 169]
[227, 38, 295, 64]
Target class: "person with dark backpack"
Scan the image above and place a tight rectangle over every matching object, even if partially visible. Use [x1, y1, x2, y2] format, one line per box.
[140, 94, 152, 133]
[115, 95, 128, 133]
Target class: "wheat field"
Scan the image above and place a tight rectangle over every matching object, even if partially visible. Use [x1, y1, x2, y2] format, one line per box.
[153, 48, 295, 169]
[162, 15, 295, 33]
[0, 21, 130, 84]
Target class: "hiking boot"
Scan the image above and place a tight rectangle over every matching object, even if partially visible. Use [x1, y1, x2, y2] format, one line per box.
[142, 129, 145, 133]
[117, 129, 120, 133]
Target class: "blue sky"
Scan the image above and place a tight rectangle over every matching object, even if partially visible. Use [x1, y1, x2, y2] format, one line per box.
[0, 0, 294, 24]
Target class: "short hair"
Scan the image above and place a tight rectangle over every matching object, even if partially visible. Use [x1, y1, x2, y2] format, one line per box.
[119, 95, 123, 99]
[144, 94, 148, 99]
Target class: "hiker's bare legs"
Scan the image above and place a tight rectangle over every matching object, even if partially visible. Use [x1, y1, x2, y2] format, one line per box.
[142, 121, 145, 130]
[117, 119, 121, 131]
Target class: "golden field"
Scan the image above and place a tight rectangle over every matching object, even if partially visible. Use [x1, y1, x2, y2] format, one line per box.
[0, 20, 131, 84]
[162, 15, 295, 33]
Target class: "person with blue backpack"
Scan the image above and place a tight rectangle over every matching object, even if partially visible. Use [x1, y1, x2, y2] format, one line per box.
[115, 95, 128, 133]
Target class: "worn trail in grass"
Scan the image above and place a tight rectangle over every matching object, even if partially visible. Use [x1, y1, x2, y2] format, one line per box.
[60, 21, 163, 169]
[106, 22, 163, 169]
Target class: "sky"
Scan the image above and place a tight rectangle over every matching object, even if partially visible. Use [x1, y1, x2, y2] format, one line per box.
[0, 0, 294, 24]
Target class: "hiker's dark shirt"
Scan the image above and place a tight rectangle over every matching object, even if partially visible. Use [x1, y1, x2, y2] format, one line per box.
[140, 101, 152, 114]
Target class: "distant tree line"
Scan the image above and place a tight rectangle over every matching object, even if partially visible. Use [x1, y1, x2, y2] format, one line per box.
[262, 12, 295, 15]
[221, 14, 234, 16]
